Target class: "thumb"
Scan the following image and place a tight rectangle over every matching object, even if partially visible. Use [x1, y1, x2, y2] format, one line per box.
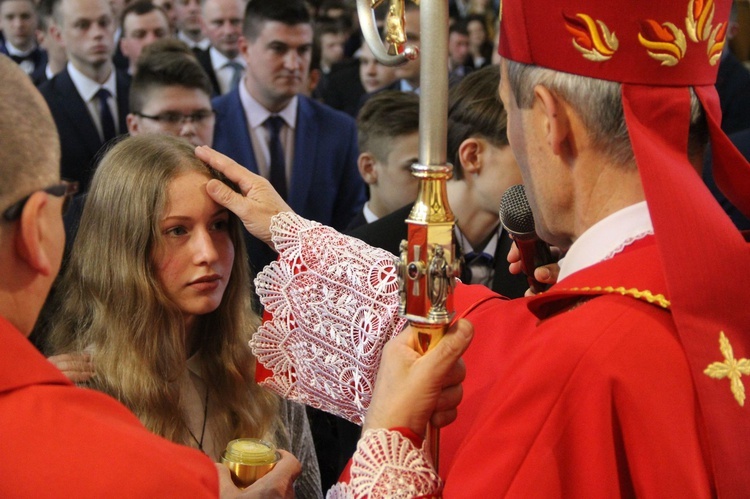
[206, 179, 248, 217]
[423, 319, 474, 375]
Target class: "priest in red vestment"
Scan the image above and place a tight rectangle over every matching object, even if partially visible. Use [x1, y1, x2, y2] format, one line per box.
[199, 0, 750, 495]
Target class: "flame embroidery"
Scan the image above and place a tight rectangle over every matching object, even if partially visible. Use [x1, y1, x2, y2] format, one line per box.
[564, 13, 618, 62]
[686, 0, 717, 42]
[638, 19, 687, 66]
[706, 21, 726, 65]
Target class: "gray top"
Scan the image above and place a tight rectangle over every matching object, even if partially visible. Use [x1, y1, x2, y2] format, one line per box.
[276, 399, 323, 498]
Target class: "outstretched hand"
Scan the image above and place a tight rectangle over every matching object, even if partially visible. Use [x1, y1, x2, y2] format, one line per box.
[196, 145, 293, 249]
[363, 319, 474, 437]
[507, 241, 562, 296]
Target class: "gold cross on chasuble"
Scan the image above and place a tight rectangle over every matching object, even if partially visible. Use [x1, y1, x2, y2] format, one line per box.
[704, 332, 750, 406]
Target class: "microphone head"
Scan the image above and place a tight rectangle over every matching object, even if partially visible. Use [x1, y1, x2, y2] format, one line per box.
[499, 184, 536, 237]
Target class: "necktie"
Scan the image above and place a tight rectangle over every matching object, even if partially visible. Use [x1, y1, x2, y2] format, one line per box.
[264, 116, 287, 200]
[10, 53, 30, 64]
[9, 49, 39, 75]
[461, 251, 495, 285]
[95, 88, 117, 143]
[227, 61, 244, 91]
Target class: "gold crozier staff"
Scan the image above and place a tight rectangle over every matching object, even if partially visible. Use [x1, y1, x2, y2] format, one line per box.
[356, 0, 458, 472]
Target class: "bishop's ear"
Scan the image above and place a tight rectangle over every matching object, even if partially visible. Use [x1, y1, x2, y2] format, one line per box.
[532, 85, 574, 158]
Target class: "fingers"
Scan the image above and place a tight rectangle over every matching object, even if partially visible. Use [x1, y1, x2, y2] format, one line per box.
[533, 261, 559, 284]
[236, 450, 300, 499]
[205, 178, 249, 219]
[196, 145, 293, 247]
[196, 145, 255, 193]
[507, 242, 523, 276]
[271, 450, 302, 481]
[48, 353, 95, 383]
[524, 262, 560, 296]
[425, 319, 474, 376]
[430, 408, 458, 428]
[215, 463, 242, 499]
[431, 383, 463, 427]
[364, 319, 474, 436]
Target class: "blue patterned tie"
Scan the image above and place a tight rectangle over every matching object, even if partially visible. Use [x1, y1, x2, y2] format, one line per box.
[227, 61, 244, 91]
[95, 88, 117, 142]
[264, 116, 287, 200]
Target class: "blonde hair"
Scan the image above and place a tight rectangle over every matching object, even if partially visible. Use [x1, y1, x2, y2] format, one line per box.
[49, 134, 279, 448]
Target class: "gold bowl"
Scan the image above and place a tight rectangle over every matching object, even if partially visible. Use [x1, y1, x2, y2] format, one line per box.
[221, 438, 280, 489]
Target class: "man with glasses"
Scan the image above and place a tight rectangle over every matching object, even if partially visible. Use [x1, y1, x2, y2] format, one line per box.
[126, 38, 215, 147]
[0, 54, 298, 497]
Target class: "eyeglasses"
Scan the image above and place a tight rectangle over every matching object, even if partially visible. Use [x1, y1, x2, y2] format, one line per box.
[2, 180, 79, 221]
[136, 110, 216, 127]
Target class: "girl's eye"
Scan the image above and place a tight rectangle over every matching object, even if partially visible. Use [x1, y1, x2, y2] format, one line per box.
[166, 226, 187, 236]
[212, 219, 229, 231]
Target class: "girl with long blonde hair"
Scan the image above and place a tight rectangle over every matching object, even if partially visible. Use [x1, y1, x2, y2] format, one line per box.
[48, 134, 322, 498]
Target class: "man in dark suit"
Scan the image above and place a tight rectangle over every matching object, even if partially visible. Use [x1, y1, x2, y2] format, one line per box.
[212, 0, 365, 277]
[38, 0, 129, 193]
[0, 0, 47, 85]
[194, 0, 245, 96]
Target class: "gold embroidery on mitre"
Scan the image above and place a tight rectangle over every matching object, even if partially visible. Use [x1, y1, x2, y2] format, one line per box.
[686, 0, 717, 42]
[565, 286, 671, 308]
[706, 21, 726, 65]
[638, 20, 687, 66]
[704, 332, 750, 407]
[563, 13, 618, 62]
[685, 0, 726, 65]
[498, 0, 502, 23]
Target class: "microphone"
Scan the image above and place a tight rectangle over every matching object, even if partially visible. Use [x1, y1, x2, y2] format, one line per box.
[499, 184, 554, 293]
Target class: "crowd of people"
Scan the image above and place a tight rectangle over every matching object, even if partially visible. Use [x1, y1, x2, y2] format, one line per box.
[2, 0, 750, 497]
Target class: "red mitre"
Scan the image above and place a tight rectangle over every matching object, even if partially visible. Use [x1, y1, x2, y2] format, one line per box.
[499, 0, 750, 495]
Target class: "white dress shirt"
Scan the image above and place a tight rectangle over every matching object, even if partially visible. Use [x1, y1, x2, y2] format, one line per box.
[66, 62, 119, 141]
[238, 82, 298, 188]
[209, 46, 246, 95]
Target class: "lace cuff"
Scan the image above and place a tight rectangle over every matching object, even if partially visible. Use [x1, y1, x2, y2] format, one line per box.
[327, 429, 442, 498]
[252, 212, 407, 424]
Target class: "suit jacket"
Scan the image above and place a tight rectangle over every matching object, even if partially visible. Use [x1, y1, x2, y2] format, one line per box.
[1, 43, 48, 86]
[345, 208, 368, 232]
[348, 203, 529, 299]
[38, 68, 130, 193]
[194, 47, 221, 97]
[703, 128, 750, 230]
[319, 59, 365, 117]
[715, 51, 750, 135]
[212, 90, 365, 274]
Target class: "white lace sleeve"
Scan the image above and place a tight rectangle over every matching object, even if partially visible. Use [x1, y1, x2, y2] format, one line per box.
[326, 429, 442, 498]
[252, 212, 407, 424]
